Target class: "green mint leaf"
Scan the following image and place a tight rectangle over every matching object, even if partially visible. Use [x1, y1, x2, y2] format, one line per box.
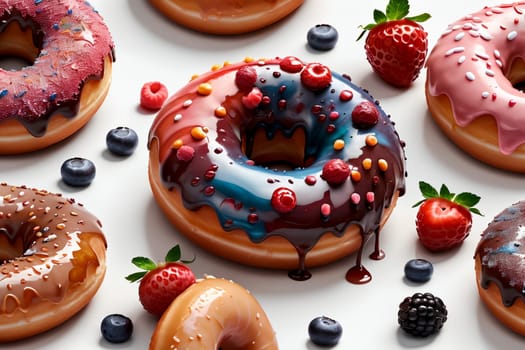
[165, 245, 182, 262]
[125, 271, 147, 283]
[385, 0, 409, 20]
[419, 181, 438, 199]
[373, 9, 387, 24]
[406, 13, 431, 23]
[131, 256, 157, 270]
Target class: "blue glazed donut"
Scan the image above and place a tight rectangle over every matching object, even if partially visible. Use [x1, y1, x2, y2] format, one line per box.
[148, 56, 406, 281]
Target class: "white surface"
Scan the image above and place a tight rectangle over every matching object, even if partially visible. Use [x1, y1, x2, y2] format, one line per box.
[2, 0, 525, 349]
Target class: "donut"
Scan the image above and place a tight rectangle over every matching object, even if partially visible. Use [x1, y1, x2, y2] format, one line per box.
[149, 276, 277, 350]
[148, 0, 304, 35]
[0, 183, 107, 342]
[474, 201, 525, 336]
[0, 0, 114, 155]
[425, 2, 525, 172]
[148, 56, 406, 282]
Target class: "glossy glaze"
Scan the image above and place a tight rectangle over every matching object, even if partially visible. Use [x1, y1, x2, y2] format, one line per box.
[149, 57, 406, 280]
[426, 2, 525, 155]
[0, 183, 106, 317]
[476, 201, 525, 306]
[0, 0, 114, 137]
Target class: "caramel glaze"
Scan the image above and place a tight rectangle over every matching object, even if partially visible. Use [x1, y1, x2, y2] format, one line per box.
[0, 183, 106, 333]
[149, 57, 406, 280]
[0, 0, 114, 137]
[475, 201, 525, 307]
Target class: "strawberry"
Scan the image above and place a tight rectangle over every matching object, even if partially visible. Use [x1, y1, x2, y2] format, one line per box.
[413, 182, 482, 252]
[358, 0, 430, 88]
[125, 245, 196, 316]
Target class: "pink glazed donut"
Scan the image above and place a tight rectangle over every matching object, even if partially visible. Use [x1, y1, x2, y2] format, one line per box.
[0, 0, 114, 154]
[426, 2, 525, 172]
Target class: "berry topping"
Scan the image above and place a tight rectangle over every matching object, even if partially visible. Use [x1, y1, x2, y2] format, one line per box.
[106, 126, 139, 156]
[307, 24, 339, 51]
[235, 66, 258, 91]
[322, 159, 350, 186]
[279, 56, 304, 73]
[100, 314, 133, 343]
[271, 187, 297, 214]
[126, 245, 196, 317]
[140, 81, 168, 110]
[398, 292, 448, 337]
[300, 62, 332, 91]
[308, 316, 343, 347]
[351, 100, 379, 129]
[358, 0, 431, 87]
[413, 181, 482, 252]
[404, 258, 433, 282]
[242, 87, 263, 109]
[60, 157, 96, 187]
[176, 145, 195, 162]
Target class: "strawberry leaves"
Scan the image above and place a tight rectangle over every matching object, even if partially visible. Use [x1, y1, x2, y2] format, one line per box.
[125, 244, 195, 283]
[412, 181, 482, 216]
[357, 0, 431, 40]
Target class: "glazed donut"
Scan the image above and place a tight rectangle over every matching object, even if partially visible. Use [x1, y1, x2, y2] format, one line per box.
[0, 0, 114, 155]
[149, 276, 277, 350]
[148, 0, 304, 35]
[148, 56, 406, 281]
[425, 2, 525, 172]
[0, 183, 107, 342]
[475, 201, 525, 336]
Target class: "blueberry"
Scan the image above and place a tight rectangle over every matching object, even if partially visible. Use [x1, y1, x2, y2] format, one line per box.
[101, 314, 133, 343]
[60, 157, 96, 187]
[307, 24, 338, 51]
[106, 126, 139, 156]
[308, 316, 343, 347]
[404, 258, 434, 282]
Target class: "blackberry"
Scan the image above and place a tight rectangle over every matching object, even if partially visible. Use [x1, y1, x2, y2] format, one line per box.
[398, 292, 447, 337]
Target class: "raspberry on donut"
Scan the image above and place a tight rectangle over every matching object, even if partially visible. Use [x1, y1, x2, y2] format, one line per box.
[148, 56, 406, 282]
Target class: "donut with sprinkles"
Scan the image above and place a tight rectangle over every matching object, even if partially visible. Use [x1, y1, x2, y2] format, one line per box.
[426, 2, 525, 172]
[0, 0, 114, 154]
[0, 183, 107, 342]
[148, 56, 406, 282]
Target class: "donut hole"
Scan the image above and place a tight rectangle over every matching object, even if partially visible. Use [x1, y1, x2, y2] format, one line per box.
[507, 58, 525, 92]
[0, 16, 41, 70]
[242, 127, 311, 169]
[0, 226, 38, 263]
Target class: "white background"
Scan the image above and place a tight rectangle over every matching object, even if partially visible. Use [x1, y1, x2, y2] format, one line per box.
[2, 0, 525, 349]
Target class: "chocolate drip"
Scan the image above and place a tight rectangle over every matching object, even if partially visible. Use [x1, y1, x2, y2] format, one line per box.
[475, 201, 525, 306]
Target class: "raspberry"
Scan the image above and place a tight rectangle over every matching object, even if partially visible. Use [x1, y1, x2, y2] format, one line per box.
[322, 159, 350, 186]
[351, 101, 379, 129]
[279, 56, 304, 73]
[241, 87, 263, 109]
[235, 66, 258, 92]
[398, 292, 448, 337]
[271, 187, 296, 213]
[300, 63, 332, 91]
[140, 81, 168, 110]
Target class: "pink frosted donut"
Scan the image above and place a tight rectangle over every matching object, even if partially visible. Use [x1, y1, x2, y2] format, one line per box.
[0, 0, 114, 154]
[426, 2, 525, 172]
